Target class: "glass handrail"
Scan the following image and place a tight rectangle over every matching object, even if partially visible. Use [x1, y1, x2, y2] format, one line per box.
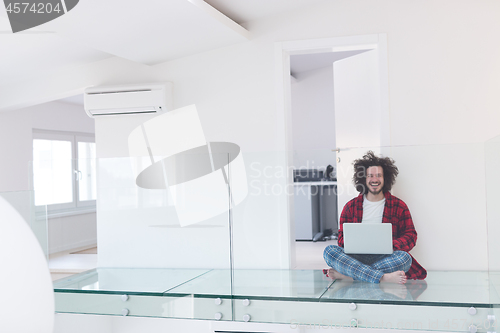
[40, 138, 500, 328]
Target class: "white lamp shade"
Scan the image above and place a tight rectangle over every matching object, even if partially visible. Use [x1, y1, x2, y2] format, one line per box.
[0, 197, 54, 333]
[128, 105, 248, 226]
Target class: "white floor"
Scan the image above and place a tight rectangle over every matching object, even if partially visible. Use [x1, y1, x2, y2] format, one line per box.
[294, 239, 337, 269]
[49, 240, 336, 281]
[49, 245, 98, 281]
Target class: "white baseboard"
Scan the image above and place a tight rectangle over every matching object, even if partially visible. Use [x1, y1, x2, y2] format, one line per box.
[49, 239, 97, 255]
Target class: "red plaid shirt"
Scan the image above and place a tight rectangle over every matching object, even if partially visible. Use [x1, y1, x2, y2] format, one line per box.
[337, 191, 427, 280]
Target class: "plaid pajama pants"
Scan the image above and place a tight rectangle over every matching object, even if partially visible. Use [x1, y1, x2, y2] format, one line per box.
[323, 245, 412, 283]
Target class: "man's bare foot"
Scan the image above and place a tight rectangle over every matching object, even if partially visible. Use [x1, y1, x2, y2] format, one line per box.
[326, 268, 353, 281]
[380, 271, 407, 284]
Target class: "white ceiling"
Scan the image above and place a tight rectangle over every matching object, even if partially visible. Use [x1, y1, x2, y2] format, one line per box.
[204, 0, 326, 25]
[0, 0, 326, 107]
[35, 0, 250, 65]
[58, 94, 84, 106]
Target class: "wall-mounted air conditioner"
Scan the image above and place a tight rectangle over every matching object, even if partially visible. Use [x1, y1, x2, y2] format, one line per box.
[84, 82, 173, 117]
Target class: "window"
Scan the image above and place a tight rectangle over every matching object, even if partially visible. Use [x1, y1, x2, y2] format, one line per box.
[32, 130, 96, 214]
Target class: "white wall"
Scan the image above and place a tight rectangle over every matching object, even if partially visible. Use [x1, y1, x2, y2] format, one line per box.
[3, 0, 500, 271]
[94, 112, 232, 269]
[291, 66, 336, 169]
[99, 0, 499, 271]
[391, 143, 488, 271]
[333, 48, 385, 215]
[49, 212, 97, 254]
[0, 101, 97, 253]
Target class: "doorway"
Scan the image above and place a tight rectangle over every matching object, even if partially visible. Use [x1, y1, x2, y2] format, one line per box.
[275, 34, 390, 268]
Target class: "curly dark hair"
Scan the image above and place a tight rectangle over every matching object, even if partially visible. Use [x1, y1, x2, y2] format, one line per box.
[352, 151, 399, 194]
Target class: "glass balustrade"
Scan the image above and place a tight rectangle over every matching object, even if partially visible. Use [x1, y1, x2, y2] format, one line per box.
[9, 140, 499, 331]
[0, 190, 48, 259]
[486, 135, 500, 331]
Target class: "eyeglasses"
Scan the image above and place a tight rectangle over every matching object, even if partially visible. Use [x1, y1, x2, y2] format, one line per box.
[366, 174, 383, 178]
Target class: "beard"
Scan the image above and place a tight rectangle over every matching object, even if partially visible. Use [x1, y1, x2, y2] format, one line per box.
[367, 182, 383, 195]
[368, 187, 383, 195]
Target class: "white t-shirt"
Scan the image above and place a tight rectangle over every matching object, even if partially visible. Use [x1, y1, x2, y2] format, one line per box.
[362, 195, 385, 224]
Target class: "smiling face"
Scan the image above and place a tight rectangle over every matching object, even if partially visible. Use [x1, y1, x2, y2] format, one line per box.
[366, 166, 384, 196]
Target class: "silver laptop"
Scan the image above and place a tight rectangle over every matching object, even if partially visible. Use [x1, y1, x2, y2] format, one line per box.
[343, 223, 393, 254]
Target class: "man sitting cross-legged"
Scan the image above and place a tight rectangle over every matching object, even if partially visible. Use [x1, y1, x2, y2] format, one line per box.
[324, 151, 426, 284]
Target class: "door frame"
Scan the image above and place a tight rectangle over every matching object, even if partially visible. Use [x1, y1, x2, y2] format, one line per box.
[274, 34, 390, 268]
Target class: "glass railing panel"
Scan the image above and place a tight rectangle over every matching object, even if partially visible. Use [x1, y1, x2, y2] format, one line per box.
[322, 271, 489, 306]
[254, 143, 490, 299]
[226, 150, 290, 271]
[31, 205, 49, 260]
[388, 142, 488, 276]
[29, 156, 96, 268]
[416, 271, 490, 306]
[48, 139, 499, 327]
[486, 135, 500, 312]
[232, 298, 492, 331]
[53, 268, 211, 295]
[228, 142, 496, 330]
[167, 269, 333, 299]
[231, 269, 332, 300]
[0, 190, 48, 259]
[53, 151, 234, 320]
[165, 269, 232, 297]
[96, 153, 232, 271]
